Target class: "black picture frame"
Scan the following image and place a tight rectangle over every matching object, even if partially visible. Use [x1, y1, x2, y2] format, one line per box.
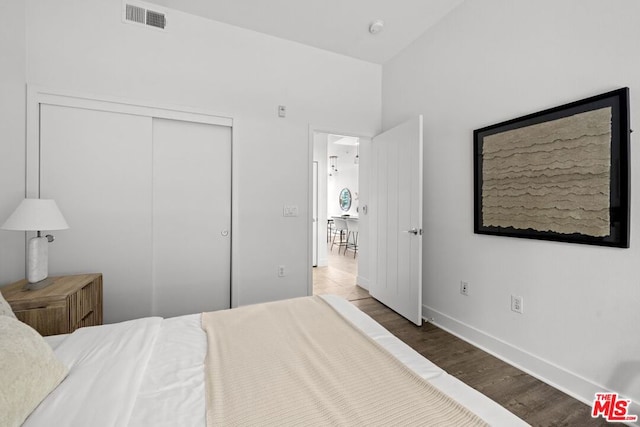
[473, 88, 630, 248]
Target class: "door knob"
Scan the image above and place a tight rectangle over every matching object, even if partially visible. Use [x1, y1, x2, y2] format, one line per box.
[221, 230, 229, 237]
[403, 228, 421, 235]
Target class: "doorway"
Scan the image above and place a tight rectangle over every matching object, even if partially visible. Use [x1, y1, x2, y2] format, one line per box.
[309, 117, 424, 325]
[311, 130, 369, 301]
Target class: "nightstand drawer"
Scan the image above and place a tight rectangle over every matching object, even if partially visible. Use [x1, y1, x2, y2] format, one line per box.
[13, 303, 69, 336]
[1, 273, 103, 336]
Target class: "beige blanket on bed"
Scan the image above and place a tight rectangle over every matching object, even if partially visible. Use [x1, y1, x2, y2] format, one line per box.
[202, 296, 488, 426]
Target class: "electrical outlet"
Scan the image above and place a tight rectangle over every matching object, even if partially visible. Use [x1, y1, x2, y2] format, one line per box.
[511, 295, 523, 314]
[278, 265, 286, 277]
[460, 281, 469, 296]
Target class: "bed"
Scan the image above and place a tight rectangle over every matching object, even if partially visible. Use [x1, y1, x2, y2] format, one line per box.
[2, 295, 529, 426]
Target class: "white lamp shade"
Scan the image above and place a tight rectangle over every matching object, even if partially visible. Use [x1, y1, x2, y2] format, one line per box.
[1, 199, 69, 231]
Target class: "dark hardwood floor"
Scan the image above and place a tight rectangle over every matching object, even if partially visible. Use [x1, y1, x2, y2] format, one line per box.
[351, 297, 608, 427]
[313, 248, 608, 426]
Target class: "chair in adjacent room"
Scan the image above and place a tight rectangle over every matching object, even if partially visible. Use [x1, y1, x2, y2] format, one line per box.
[327, 218, 335, 243]
[345, 218, 358, 258]
[331, 218, 349, 254]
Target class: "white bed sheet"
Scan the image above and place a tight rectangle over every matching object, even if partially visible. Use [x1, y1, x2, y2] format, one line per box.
[28, 317, 162, 426]
[129, 314, 205, 427]
[43, 333, 68, 350]
[37, 295, 528, 426]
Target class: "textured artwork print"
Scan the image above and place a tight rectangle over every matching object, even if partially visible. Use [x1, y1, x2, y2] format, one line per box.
[481, 108, 611, 237]
[473, 88, 630, 247]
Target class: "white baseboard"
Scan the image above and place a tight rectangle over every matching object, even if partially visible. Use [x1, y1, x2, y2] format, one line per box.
[423, 304, 640, 426]
[317, 258, 328, 267]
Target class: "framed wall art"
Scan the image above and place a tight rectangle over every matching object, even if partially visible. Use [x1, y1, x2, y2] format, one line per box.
[473, 87, 630, 248]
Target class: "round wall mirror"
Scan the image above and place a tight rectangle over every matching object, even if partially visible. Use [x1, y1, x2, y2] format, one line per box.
[339, 188, 352, 212]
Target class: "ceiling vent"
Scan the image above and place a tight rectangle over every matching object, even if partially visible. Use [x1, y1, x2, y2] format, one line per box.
[146, 10, 166, 29]
[125, 4, 145, 24]
[123, 2, 167, 30]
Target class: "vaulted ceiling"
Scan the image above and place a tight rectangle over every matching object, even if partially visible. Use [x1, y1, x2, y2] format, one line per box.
[147, 0, 464, 64]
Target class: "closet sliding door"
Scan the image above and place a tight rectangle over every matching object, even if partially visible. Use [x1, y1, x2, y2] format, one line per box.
[38, 102, 232, 323]
[152, 118, 231, 317]
[40, 104, 154, 322]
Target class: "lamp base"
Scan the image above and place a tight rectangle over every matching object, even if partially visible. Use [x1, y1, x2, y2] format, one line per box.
[23, 277, 55, 291]
[27, 236, 49, 283]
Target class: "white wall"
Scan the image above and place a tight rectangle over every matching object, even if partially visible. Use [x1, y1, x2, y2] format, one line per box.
[0, 0, 27, 286]
[21, 0, 381, 311]
[383, 0, 640, 414]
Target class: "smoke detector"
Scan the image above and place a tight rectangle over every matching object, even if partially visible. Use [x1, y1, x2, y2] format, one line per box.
[369, 20, 384, 34]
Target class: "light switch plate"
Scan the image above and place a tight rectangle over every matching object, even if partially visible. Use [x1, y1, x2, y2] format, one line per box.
[283, 205, 298, 217]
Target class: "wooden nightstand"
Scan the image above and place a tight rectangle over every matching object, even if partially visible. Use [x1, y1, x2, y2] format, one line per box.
[0, 273, 103, 336]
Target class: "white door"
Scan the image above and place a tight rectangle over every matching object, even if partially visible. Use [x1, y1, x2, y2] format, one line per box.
[39, 104, 232, 323]
[40, 105, 154, 322]
[369, 116, 423, 325]
[152, 118, 232, 317]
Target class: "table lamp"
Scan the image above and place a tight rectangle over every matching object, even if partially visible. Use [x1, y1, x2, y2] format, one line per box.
[1, 199, 69, 289]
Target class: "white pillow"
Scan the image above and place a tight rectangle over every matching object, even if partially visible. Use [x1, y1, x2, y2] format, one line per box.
[0, 290, 16, 318]
[0, 316, 69, 427]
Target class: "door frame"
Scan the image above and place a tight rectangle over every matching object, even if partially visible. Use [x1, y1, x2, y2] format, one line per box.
[26, 86, 238, 306]
[312, 161, 319, 267]
[307, 125, 374, 296]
